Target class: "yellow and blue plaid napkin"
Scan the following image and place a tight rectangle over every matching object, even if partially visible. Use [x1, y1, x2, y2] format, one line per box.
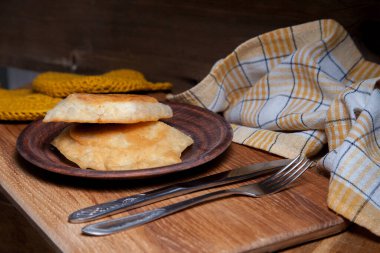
[168, 19, 380, 235]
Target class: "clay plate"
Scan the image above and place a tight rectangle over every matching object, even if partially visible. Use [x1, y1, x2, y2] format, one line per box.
[16, 102, 233, 179]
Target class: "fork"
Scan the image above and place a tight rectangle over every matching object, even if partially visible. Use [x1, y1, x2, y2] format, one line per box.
[82, 156, 313, 236]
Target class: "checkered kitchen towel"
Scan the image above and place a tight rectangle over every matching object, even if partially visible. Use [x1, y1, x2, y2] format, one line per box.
[168, 19, 380, 235]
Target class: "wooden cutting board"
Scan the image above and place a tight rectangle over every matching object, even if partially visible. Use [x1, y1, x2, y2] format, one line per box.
[0, 123, 347, 253]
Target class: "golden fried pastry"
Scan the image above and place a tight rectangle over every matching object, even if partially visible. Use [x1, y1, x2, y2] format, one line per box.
[52, 121, 194, 170]
[43, 93, 173, 123]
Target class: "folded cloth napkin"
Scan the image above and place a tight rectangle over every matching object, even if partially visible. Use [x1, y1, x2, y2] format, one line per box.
[32, 69, 172, 97]
[168, 19, 380, 235]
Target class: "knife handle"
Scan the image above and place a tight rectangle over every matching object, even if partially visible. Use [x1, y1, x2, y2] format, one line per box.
[69, 170, 232, 223]
[68, 185, 193, 223]
[69, 160, 288, 223]
[82, 189, 235, 236]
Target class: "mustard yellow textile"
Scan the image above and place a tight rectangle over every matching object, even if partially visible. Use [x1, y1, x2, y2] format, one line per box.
[0, 89, 61, 121]
[1, 69, 171, 120]
[169, 20, 380, 236]
[32, 69, 172, 97]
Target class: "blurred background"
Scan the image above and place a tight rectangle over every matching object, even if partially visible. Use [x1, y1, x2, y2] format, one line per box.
[1, 0, 380, 92]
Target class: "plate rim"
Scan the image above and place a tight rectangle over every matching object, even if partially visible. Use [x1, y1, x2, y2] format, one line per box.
[16, 102, 233, 179]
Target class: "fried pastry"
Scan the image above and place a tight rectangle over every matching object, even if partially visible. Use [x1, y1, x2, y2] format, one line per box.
[43, 93, 173, 123]
[52, 121, 194, 170]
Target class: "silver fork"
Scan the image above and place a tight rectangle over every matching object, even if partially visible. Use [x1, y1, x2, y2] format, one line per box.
[82, 156, 313, 236]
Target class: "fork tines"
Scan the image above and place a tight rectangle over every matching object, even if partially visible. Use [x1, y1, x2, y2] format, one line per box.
[261, 155, 312, 192]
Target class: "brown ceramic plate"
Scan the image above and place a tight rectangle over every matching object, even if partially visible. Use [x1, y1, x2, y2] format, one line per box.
[16, 102, 233, 179]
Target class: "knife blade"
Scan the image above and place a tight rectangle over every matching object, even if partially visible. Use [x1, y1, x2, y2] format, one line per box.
[69, 159, 291, 223]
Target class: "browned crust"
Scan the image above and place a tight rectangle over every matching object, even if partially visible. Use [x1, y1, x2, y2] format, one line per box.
[70, 93, 158, 104]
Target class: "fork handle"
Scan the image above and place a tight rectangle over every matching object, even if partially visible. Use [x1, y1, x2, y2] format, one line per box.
[82, 189, 235, 236]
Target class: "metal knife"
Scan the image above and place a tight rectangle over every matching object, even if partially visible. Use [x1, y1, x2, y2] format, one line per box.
[69, 159, 291, 223]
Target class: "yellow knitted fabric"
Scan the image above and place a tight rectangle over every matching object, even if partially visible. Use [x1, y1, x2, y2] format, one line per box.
[0, 89, 61, 121]
[32, 69, 173, 97]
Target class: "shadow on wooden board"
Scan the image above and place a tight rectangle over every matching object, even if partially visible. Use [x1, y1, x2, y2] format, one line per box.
[0, 193, 54, 253]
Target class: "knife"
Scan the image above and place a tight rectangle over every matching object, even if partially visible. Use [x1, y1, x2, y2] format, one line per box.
[69, 159, 291, 223]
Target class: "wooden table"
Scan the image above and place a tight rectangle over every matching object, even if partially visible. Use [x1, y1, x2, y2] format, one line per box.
[0, 121, 379, 253]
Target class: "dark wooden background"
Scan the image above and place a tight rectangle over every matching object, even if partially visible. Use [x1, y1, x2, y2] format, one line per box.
[1, 1, 380, 252]
[1, 0, 380, 92]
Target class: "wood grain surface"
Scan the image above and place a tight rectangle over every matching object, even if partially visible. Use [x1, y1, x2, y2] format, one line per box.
[16, 102, 232, 179]
[0, 121, 348, 253]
